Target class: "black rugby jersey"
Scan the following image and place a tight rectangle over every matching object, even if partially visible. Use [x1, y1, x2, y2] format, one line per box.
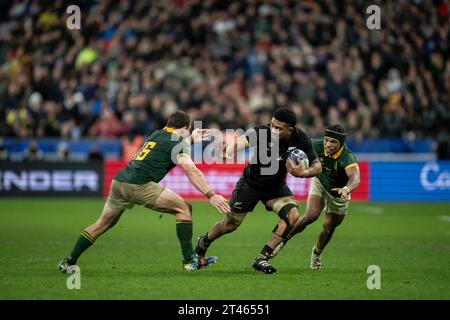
[242, 125, 318, 188]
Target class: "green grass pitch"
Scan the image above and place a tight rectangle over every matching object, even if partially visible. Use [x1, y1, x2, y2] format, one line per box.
[0, 198, 449, 299]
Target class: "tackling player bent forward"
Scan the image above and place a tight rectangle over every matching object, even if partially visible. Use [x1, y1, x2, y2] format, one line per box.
[58, 111, 230, 273]
[269, 124, 361, 269]
[195, 108, 322, 274]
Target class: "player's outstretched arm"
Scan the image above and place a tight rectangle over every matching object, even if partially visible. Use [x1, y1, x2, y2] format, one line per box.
[177, 153, 231, 214]
[331, 164, 361, 200]
[286, 158, 322, 178]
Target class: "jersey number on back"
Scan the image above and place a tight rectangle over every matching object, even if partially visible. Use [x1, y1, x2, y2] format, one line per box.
[133, 141, 156, 161]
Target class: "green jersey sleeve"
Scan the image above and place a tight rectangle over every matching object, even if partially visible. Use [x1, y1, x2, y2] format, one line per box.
[340, 150, 357, 170]
[169, 139, 191, 164]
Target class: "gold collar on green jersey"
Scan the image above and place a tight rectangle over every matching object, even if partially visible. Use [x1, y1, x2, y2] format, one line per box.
[163, 126, 178, 135]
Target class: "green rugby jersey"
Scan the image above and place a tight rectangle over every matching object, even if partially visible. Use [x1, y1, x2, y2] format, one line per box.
[114, 127, 191, 185]
[312, 139, 358, 198]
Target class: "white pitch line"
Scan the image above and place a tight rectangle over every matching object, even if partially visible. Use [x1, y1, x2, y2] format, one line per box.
[438, 215, 450, 223]
[359, 206, 384, 215]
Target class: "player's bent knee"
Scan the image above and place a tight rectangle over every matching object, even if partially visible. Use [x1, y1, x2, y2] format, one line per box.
[175, 206, 192, 221]
[278, 204, 297, 222]
[272, 199, 298, 238]
[185, 202, 193, 218]
[184, 200, 192, 214]
[172, 197, 192, 219]
[288, 209, 300, 224]
[176, 210, 192, 222]
[177, 201, 192, 220]
[272, 197, 298, 215]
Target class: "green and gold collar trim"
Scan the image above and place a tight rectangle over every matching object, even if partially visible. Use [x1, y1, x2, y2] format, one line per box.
[163, 126, 178, 135]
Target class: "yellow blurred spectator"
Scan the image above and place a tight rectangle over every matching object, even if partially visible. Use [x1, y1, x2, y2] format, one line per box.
[75, 47, 98, 70]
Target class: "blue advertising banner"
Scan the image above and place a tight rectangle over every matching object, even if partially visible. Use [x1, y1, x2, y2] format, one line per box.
[370, 161, 450, 201]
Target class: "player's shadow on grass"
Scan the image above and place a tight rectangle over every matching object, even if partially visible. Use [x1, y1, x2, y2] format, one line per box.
[273, 265, 368, 274]
[188, 267, 312, 276]
[198, 269, 260, 276]
[94, 268, 255, 277]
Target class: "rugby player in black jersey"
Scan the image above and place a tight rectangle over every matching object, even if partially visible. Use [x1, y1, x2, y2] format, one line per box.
[195, 108, 322, 273]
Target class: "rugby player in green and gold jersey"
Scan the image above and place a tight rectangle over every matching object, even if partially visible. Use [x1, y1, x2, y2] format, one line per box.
[269, 124, 361, 270]
[58, 111, 230, 273]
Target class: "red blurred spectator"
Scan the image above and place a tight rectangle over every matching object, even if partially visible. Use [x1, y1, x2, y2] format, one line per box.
[121, 135, 144, 162]
[89, 108, 125, 138]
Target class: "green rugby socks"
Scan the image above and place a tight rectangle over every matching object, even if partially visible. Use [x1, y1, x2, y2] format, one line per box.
[67, 231, 96, 264]
[176, 221, 195, 263]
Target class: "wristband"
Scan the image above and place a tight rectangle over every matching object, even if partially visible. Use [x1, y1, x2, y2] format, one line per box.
[206, 190, 216, 199]
[343, 186, 350, 194]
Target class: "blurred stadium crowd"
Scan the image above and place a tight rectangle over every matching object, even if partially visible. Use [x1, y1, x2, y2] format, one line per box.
[0, 0, 449, 145]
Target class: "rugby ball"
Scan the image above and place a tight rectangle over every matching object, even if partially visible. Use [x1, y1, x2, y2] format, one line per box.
[288, 149, 309, 170]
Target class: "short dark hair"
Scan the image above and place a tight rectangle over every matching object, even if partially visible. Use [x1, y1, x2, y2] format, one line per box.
[166, 111, 191, 129]
[273, 107, 296, 127]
